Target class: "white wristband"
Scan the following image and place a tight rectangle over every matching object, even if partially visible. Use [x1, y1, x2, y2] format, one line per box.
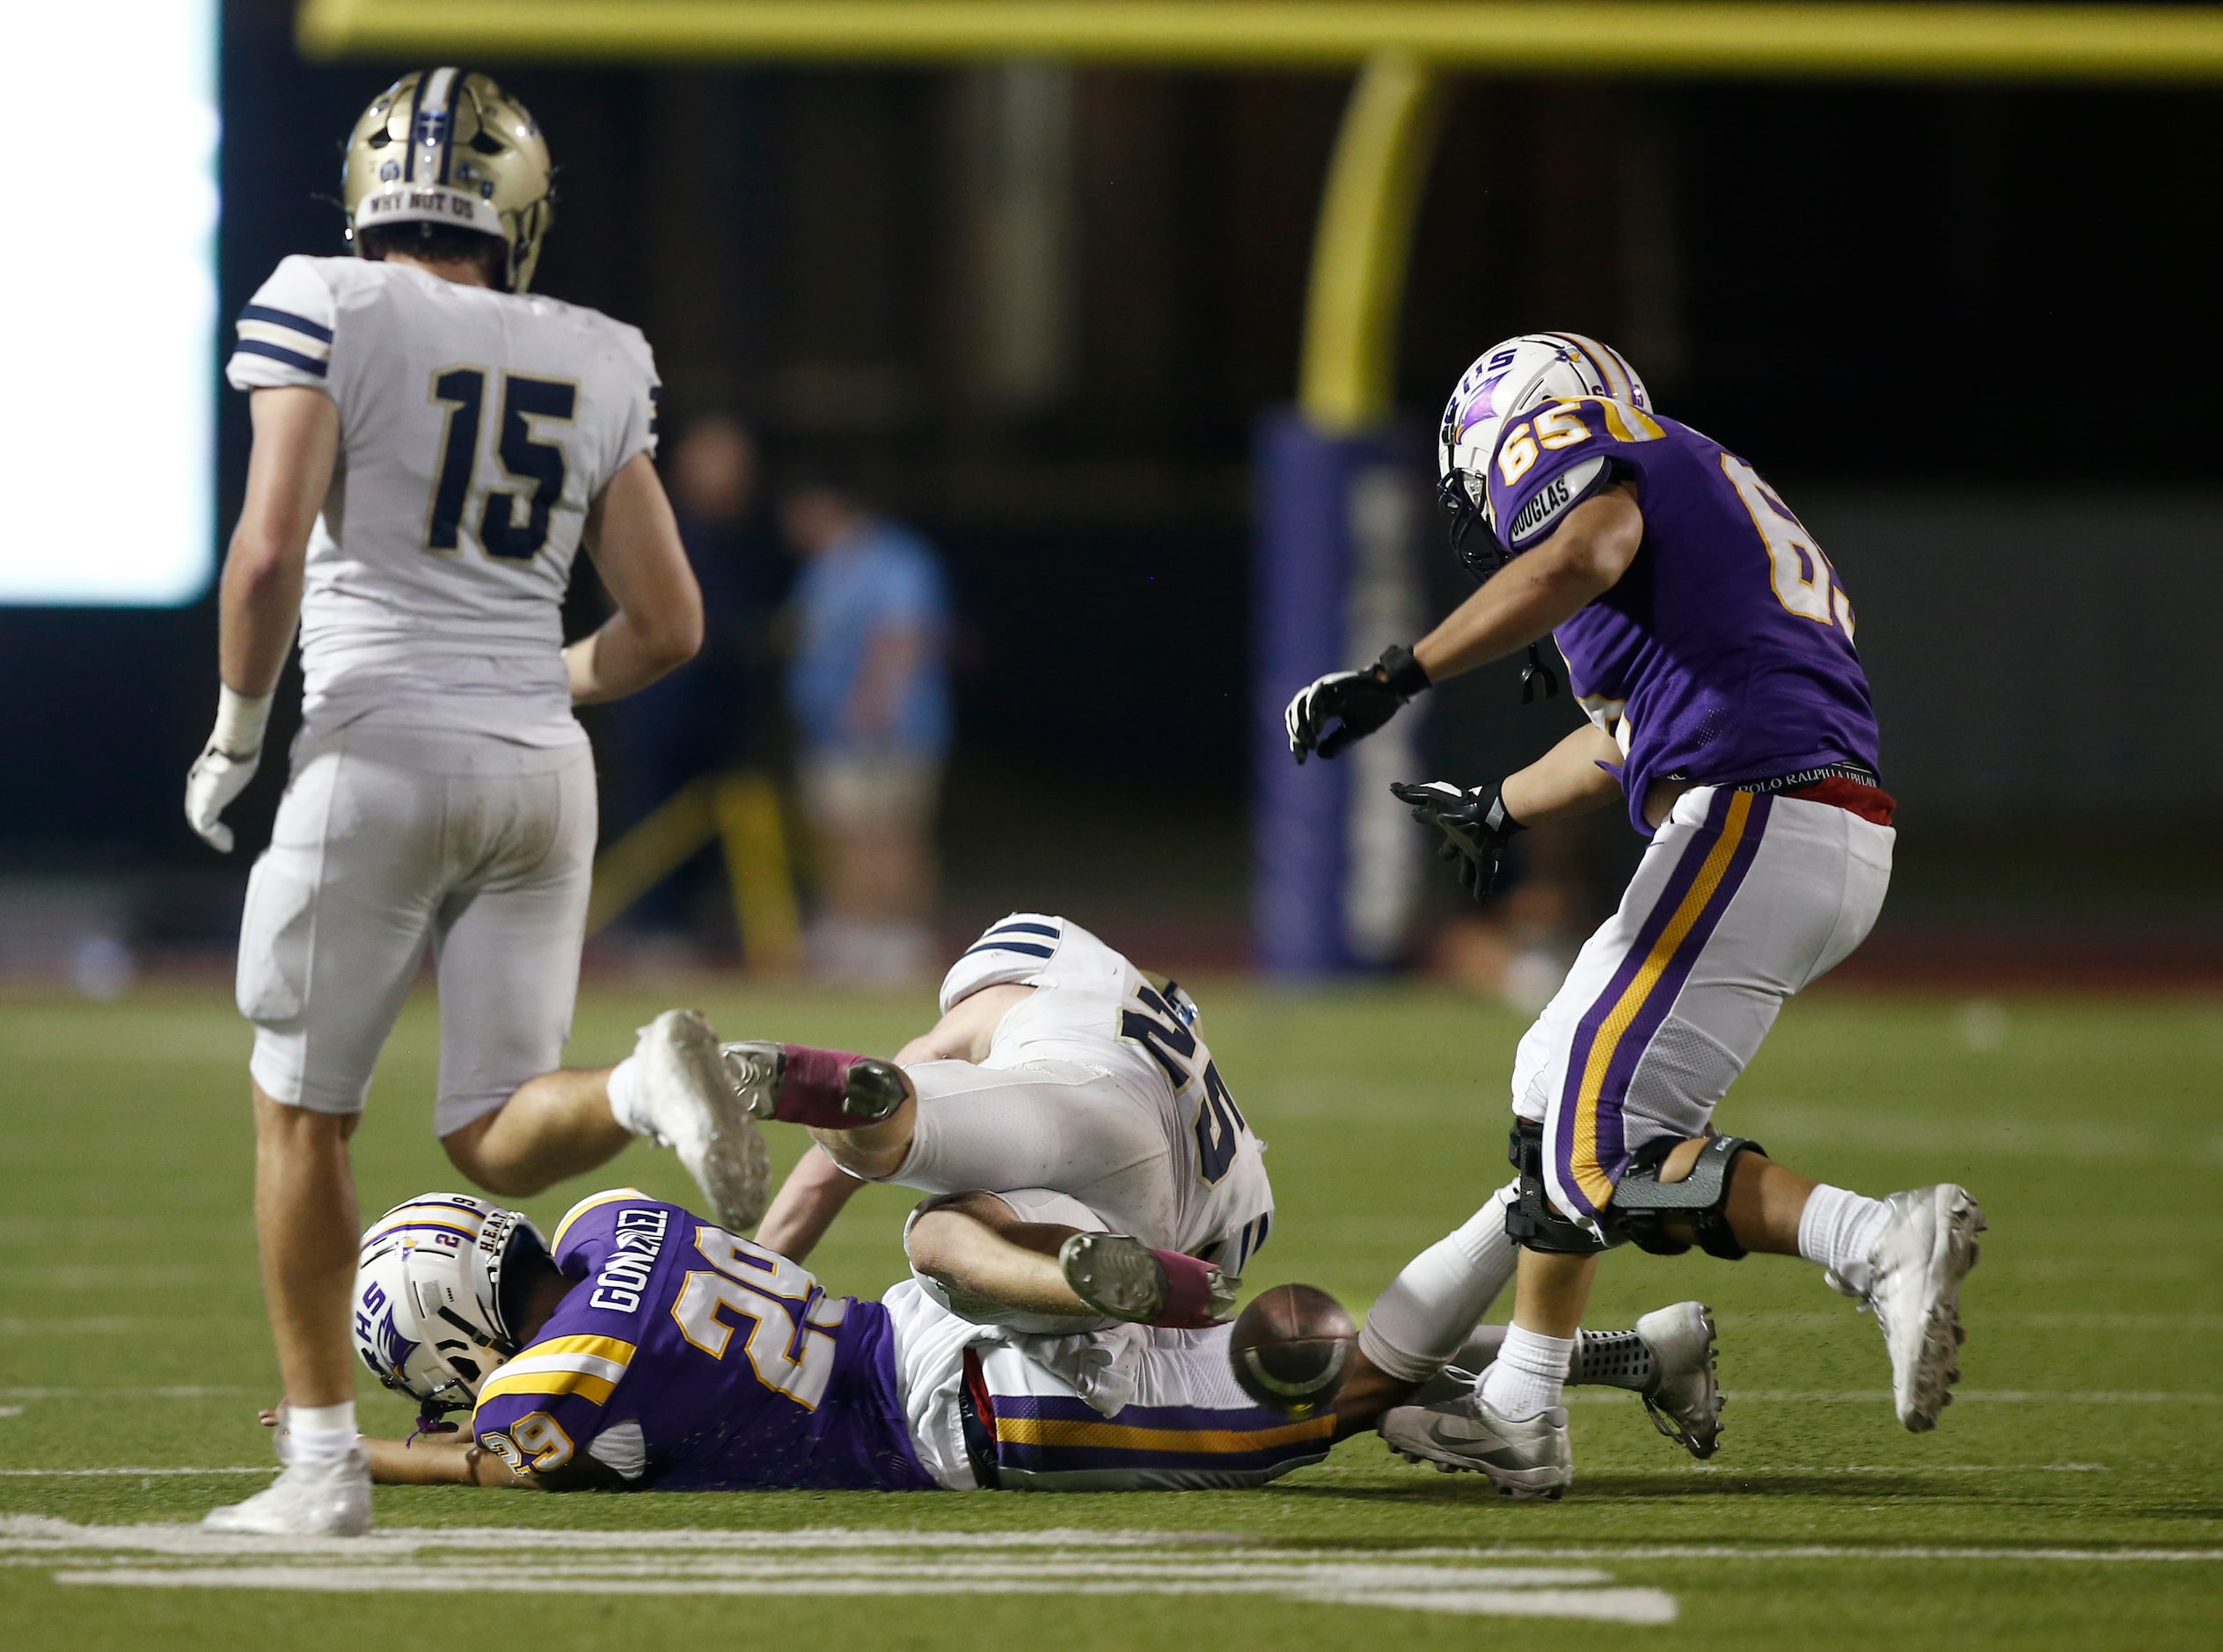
[211, 684, 274, 757]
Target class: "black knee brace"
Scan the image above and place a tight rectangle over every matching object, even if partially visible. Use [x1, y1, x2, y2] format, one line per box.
[1612, 1134, 1767, 1260]
[1503, 1119, 1607, 1254]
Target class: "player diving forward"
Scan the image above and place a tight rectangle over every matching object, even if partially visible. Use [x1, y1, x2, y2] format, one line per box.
[327, 1188, 1724, 1494]
[193, 70, 772, 1537]
[1285, 333, 1985, 1497]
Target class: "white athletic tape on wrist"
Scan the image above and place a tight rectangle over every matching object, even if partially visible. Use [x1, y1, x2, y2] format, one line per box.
[210, 684, 274, 757]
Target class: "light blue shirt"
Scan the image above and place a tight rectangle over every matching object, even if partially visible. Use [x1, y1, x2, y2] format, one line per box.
[786, 520, 952, 759]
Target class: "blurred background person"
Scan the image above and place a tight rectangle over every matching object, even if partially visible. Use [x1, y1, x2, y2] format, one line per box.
[605, 415, 788, 954]
[780, 472, 954, 983]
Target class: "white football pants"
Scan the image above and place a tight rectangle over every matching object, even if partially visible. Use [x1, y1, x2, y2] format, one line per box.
[237, 725, 596, 1135]
[1513, 785, 1892, 1235]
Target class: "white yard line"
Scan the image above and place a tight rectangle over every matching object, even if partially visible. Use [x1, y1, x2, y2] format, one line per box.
[5, 1520, 2217, 1567]
[1671, 1464, 2110, 1474]
[55, 1568, 1678, 1620]
[0, 1387, 242, 1400]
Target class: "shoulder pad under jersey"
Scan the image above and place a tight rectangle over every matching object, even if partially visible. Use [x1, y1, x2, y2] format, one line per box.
[938, 913, 1069, 1012]
[227, 255, 340, 391]
[1487, 396, 1668, 553]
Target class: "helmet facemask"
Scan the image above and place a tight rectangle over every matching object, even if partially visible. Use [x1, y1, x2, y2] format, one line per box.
[1436, 331, 1654, 581]
[352, 1195, 552, 1432]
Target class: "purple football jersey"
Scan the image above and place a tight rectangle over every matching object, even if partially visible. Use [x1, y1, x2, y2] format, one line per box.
[471, 1191, 935, 1492]
[1483, 397, 1881, 836]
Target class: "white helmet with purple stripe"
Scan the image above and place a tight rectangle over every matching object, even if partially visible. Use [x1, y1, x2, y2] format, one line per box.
[1437, 333, 1651, 575]
[352, 1193, 549, 1421]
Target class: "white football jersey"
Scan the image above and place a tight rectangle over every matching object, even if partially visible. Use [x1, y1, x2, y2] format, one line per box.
[940, 914, 1276, 1272]
[226, 255, 661, 743]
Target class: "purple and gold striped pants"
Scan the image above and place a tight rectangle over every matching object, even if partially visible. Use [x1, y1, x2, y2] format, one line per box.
[1510, 785, 1895, 1235]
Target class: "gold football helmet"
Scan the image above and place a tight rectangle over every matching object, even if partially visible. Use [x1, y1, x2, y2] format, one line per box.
[341, 68, 554, 293]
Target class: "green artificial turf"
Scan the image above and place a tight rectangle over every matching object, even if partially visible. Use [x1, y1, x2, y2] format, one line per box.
[2, 976, 2219, 1648]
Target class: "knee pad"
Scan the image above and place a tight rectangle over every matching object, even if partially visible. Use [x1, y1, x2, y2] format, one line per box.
[1503, 1120, 1606, 1255]
[1611, 1134, 1767, 1260]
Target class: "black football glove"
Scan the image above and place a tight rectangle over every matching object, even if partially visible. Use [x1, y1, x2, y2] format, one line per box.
[1390, 780, 1525, 901]
[1285, 644, 1431, 764]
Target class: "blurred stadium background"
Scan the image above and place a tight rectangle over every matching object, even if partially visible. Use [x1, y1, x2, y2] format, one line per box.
[6, 0, 2223, 991]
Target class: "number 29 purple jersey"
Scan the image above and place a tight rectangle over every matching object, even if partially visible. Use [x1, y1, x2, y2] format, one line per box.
[1483, 397, 1882, 837]
[470, 1190, 935, 1492]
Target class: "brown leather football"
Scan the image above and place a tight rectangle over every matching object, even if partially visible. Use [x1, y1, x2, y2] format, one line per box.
[1228, 1283, 1357, 1415]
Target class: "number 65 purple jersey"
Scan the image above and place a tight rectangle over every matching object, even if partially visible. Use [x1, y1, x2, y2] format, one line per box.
[1483, 397, 1882, 837]
[470, 1190, 937, 1493]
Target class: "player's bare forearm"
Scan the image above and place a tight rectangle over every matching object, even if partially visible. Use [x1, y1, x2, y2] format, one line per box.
[755, 1145, 867, 1262]
[220, 388, 338, 696]
[1330, 1349, 1416, 1441]
[570, 452, 704, 703]
[362, 1433, 523, 1487]
[1411, 485, 1643, 685]
[1500, 724, 1627, 826]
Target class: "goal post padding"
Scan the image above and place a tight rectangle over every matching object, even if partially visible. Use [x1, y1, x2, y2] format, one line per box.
[1252, 409, 1430, 976]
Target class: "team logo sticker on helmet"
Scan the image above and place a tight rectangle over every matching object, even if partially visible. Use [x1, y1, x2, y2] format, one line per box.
[341, 67, 555, 293]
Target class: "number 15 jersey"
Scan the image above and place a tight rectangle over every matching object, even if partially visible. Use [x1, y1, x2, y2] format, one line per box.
[225, 256, 661, 745]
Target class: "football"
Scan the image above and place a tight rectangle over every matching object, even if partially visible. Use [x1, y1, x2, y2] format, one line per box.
[1227, 1283, 1358, 1415]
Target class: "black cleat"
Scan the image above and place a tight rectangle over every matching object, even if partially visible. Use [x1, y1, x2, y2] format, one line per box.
[843, 1057, 910, 1123]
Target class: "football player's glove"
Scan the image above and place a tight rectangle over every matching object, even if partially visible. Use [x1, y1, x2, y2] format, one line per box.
[1285, 644, 1430, 764]
[1391, 780, 1525, 901]
[184, 686, 273, 854]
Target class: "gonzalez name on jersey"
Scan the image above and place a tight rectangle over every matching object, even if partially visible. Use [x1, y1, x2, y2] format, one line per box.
[1481, 397, 1883, 836]
[226, 255, 661, 745]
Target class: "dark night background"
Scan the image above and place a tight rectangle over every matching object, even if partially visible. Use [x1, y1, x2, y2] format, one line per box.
[7, 0, 2219, 957]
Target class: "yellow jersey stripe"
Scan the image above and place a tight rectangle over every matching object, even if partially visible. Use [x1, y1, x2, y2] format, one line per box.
[1569, 791, 1755, 1208]
[552, 1188, 648, 1250]
[476, 1369, 618, 1407]
[993, 1414, 1335, 1455]
[516, 1334, 638, 1368]
[475, 1335, 638, 1409]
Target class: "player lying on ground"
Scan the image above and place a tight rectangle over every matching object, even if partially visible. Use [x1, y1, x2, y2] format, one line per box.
[1284, 332, 1984, 1499]
[316, 1188, 1721, 1493]
[641, 912, 1280, 1336]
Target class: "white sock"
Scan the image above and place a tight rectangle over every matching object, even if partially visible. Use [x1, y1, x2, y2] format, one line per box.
[1476, 1325, 1574, 1420]
[1358, 1180, 1521, 1383]
[1798, 1184, 1891, 1296]
[287, 1400, 358, 1466]
[606, 1056, 654, 1135]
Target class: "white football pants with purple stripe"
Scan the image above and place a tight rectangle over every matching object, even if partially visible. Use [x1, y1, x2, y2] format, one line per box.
[1511, 784, 1893, 1237]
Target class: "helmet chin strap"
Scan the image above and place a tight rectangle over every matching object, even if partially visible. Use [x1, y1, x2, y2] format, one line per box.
[1521, 645, 1561, 703]
[436, 1304, 516, 1357]
[1437, 472, 1561, 705]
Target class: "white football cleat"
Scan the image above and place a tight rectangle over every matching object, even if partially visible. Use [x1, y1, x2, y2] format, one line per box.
[201, 1448, 371, 1537]
[633, 1010, 771, 1232]
[1379, 1394, 1573, 1500]
[1634, 1301, 1722, 1459]
[1851, 1184, 1985, 1432]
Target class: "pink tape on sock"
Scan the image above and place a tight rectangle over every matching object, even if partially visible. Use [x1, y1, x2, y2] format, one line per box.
[1149, 1249, 1227, 1329]
[774, 1044, 872, 1129]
